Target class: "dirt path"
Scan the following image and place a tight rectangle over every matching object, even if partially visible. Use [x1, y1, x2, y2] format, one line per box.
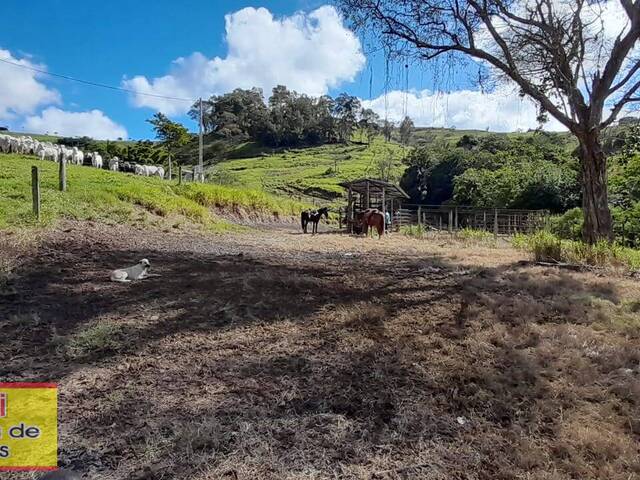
[1, 222, 639, 479]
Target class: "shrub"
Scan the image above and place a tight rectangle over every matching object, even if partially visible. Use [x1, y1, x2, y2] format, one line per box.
[456, 227, 494, 242]
[65, 322, 126, 359]
[548, 207, 583, 240]
[512, 231, 640, 270]
[525, 230, 563, 262]
[401, 224, 427, 238]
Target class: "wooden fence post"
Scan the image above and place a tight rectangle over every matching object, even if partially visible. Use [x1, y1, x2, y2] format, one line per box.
[381, 188, 386, 235]
[59, 158, 66, 192]
[454, 207, 459, 230]
[338, 207, 342, 230]
[178, 166, 182, 185]
[32, 166, 41, 220]
[417, 205, 422, 227]
[494, 208, 499, 237]
[448, 209, 453, 233]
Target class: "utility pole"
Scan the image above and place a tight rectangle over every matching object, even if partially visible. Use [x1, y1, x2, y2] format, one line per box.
[198, 97, 204, 182]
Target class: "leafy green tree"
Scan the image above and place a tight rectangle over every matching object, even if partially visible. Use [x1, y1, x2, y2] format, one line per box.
[333, 93, 361, 143]
[358, 108, 380, 143]
[381, 119, 394, 142]
[147, 113, 191, 153]
[399, 116, 414, 145]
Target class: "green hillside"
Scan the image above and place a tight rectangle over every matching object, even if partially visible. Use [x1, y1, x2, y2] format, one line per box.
[409, 127, 577, 150]
[0, 154, 308, 230]
[211, 138, 408, 203]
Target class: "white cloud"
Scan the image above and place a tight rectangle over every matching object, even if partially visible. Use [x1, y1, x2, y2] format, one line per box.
[363, 86, 566, 132]
[24, 107, 128, 140]
[0, 49, 61, 121]
[122, 5, 365, 115]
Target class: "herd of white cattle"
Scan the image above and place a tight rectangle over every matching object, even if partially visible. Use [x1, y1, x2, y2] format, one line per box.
[0, 134, 165, 178]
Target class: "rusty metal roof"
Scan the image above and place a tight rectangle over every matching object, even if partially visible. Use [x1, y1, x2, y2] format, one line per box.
[339, 178, 410, 199]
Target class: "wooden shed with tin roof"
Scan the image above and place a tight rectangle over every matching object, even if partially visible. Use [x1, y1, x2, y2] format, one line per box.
[339, 178, 410, 233]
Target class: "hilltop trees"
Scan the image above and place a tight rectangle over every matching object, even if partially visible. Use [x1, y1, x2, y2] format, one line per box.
[399, 116, 414, 145]
[359, 108, 381, 143]
[339, 0, 640, 242]
[191, 86, 382, 148]
[381, 119, 394, 142]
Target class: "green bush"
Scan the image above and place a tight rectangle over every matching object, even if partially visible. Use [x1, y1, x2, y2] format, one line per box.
[548, 207, 583, 240]
[456, 227, 494, 242]
[400, 224, 427, 238]
[524, 230, 564, 262]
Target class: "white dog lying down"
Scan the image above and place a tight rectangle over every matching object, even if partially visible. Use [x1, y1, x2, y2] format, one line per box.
[110, 258, 159, 283]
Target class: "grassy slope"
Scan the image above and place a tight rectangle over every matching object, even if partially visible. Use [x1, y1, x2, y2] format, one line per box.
[410, 126, 577, 149]
[0, 154, 308, 230]
[213, 138, 408, 204]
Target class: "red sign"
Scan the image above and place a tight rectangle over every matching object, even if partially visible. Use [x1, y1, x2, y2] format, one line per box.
[0, 392, 6, 418]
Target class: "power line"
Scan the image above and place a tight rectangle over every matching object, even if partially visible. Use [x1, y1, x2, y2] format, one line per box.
[0, 57, 195, 103]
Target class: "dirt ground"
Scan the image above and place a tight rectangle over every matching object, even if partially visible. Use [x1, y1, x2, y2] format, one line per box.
[1, 222, 640, 480]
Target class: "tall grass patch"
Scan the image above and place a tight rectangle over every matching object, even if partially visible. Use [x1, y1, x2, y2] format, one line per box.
[513, 231, 640, 270]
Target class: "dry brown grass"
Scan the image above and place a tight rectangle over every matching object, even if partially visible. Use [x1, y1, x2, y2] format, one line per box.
[1, 222, 639, 479]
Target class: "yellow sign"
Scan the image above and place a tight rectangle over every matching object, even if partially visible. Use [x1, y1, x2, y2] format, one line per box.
[0, 383, 58, 472]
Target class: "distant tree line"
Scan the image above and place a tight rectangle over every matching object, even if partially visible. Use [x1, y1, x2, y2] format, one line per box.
[400, 133, 581, 213]
[188, 85, 401, 148]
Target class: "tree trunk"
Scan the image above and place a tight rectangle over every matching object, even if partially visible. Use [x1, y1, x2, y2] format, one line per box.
[578, 132, 613, 243]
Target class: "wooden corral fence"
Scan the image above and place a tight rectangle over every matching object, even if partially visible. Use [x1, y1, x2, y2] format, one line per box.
[394, 205, 548, 235]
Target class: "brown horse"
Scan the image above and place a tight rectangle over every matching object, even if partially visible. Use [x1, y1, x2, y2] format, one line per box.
[360, 209, 385, 238]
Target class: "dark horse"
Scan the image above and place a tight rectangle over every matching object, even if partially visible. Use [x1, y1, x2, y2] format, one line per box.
[301, 207, 329, 234]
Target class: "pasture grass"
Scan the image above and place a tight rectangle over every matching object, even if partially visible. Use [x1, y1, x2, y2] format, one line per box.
[212, 137, 407, 204]
[65, 321, 127, 360]
[401, 225, 498, 247]
[0, 154, 309, 230]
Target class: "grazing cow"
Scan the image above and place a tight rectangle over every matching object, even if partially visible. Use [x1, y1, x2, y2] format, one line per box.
[120, 161, 137, 173]
[108, 156, 119, 171]
[72, 147, 84, 165]
[59, 146, 73, 164]
[134, 164, 146, 176]
[91, 152, 103, 168]
[8, 136, 20, 153]
[0, 134, 9, 153]
[134, 164, 164, 177]
[36, 144, 59, 162]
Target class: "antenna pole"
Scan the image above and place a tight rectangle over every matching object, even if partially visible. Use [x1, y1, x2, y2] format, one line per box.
[198, 97, 204, 182]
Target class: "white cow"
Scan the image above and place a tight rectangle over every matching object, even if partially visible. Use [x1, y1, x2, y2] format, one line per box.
[91, 152, 103, 168]
[59, 146, 73, 164]
[108, 156, 119, 171]
[134, 165, 164, 177]
[36, 144, 59, 162]
[72, 147, 84, 165]
[0, 134, 9, 153]
[134, 164, 146, 176]
[8, 136, 20, 153]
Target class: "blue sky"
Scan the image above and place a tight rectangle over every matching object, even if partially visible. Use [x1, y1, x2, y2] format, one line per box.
[1, 0, 564, 139]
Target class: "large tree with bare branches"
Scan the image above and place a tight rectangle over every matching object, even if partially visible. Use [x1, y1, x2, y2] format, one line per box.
[339, 0, 640, 242]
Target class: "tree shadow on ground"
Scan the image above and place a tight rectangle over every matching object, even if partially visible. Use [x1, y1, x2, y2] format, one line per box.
[2, 233, 639, 480]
